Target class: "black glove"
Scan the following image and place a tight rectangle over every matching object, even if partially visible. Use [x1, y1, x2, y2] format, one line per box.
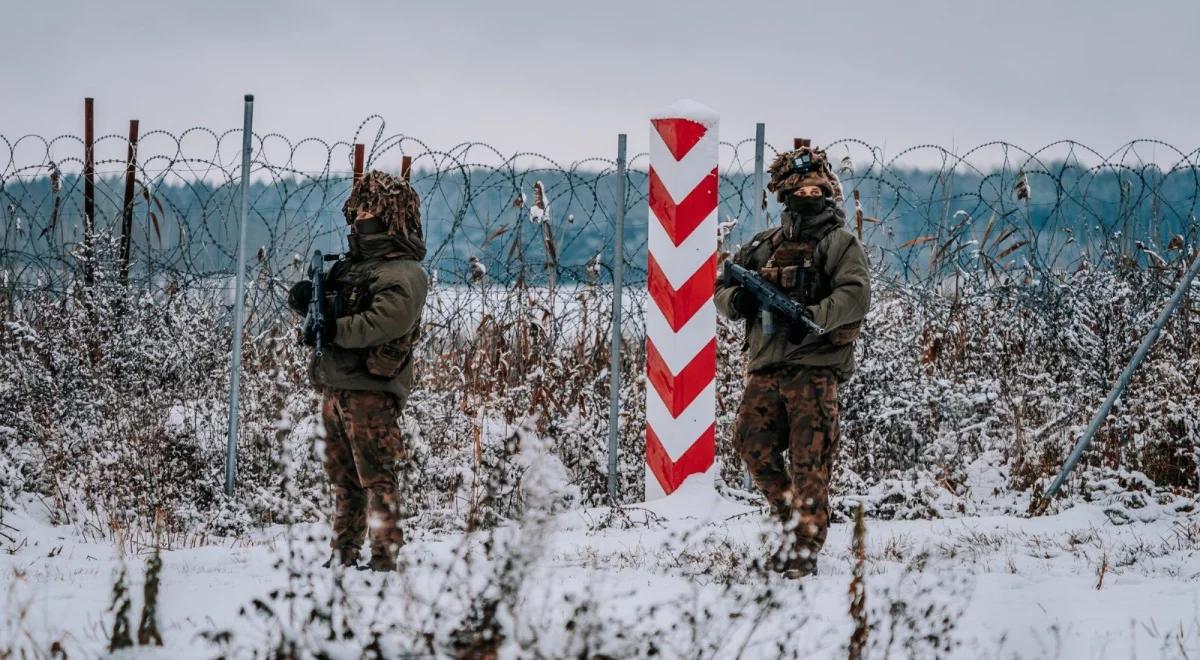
[303, 315, 337, 347]
[287, 280, 313, 313]
[732, 287, 759, 319]
[297, 286, 337, 348]
[786, 309, 815, 345]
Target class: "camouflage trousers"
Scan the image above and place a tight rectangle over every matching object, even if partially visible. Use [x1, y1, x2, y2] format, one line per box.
[733, 367, 840, 567]
[321, 389, 407, 567]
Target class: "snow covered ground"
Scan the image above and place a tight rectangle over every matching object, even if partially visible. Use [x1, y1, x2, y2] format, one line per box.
[4, 475, 1199, 659]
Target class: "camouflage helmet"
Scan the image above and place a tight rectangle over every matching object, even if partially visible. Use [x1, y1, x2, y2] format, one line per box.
[766, 146, 842, 202]
[342, 170, 422, 241]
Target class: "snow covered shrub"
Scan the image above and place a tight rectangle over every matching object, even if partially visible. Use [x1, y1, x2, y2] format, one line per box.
[207, 423, 579, 658]
[714, 315, 750, 489]
[866, 551, 969, 659]
[205, 524, 375, 658]
[0, 243, 325, 537]
[1, 238, 1196, 534]
[710, 256, 1199, 518]
[418, 281, 646, 507]
[919, 264, 1200, 500]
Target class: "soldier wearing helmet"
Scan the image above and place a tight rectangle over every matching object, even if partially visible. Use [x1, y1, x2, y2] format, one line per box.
[715, 146, 870, 578]
[287, 170, 428, 572]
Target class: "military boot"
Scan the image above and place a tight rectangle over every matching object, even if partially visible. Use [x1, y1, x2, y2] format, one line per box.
[366, 554, 398, 572]
[781, 557, 818, 580]
[767, 542, 818, 579]
[323, 545, 360, 569]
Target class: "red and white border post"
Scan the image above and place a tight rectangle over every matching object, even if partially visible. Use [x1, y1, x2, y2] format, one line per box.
[645, 100, 719, 499]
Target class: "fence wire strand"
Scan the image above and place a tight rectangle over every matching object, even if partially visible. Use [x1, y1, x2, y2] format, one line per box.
[3, 118, 1199, 339]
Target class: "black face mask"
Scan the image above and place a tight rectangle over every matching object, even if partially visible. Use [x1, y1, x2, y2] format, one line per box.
[785, 195, 826, 216]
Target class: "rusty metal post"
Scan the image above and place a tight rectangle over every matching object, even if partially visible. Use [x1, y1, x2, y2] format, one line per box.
[793, 137, 811, 149]
[83, 98, 96, 286]
[119, 119, 140, 285]
[854, 189, 864, 241]
[401, 155, 412, 182]
[353, 144, 365, 181]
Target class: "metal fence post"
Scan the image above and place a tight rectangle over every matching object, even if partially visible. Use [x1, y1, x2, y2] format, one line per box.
[743, 123, 766, 492]
[607, 133, 628, 503]
[83, 98, 95, 288]
[752, 122, 765, 233]
[1036, 248, 1200, 514]
[225, 94, 254, 497]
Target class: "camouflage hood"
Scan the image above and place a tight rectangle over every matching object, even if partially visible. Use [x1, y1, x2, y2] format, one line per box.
[343, 170, 426, 262]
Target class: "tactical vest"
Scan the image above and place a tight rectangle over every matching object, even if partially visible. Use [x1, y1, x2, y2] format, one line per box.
[326, 261, 421, 380]
[758, 229, 830, 307]
[752, 226, 862, 346]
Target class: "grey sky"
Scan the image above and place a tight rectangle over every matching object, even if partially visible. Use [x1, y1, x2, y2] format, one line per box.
[2, 0, 1197, 165]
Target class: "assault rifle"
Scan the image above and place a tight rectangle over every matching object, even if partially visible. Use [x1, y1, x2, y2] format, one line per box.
[303, 250, 342, 356]
[720, 261, 827, 337]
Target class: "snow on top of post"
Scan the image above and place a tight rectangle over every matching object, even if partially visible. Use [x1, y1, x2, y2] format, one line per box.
[650, 99, 719, 127]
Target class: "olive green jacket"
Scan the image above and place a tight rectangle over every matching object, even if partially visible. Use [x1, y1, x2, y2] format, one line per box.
[296, 234, 428, 405]
[714, 207, 871, 380]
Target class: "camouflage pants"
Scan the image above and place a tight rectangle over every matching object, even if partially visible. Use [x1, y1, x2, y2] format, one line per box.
[321, 389, 407, 566]
[733, 367, 840, 565]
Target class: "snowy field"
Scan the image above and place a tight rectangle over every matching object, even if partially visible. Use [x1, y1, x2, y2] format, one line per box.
[3, 270, 1198, 657]
[4, 475, 1199, 659]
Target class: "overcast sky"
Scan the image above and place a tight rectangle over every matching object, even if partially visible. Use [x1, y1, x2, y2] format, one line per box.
[2, 0, 1197, 166]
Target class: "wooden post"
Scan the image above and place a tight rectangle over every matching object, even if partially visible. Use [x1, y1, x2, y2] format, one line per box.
[793, 137, 811, 149]
[400, 155, 412, 182]
[353, 144, 365, 182]
[853, 189, 864, 241]
[83, 98, 96, 287]
[120, 119, 140, 285]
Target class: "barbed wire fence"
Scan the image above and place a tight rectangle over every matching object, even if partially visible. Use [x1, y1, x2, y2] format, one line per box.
[5, 115, 1198, 298]
[3, 110, 1200, 511]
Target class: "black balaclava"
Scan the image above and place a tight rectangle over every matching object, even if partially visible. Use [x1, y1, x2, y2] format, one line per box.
[784, 194, 826, 217]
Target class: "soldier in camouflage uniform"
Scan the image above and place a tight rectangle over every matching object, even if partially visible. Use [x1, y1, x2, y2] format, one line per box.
[715, 147, 871, 578]
[287, 170, 428, 572]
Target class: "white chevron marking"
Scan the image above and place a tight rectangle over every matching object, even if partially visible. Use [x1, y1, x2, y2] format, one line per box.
[650, 128, 720, 202]
[646, 300, 715, 374]
[647, 380, 716, 462]
[648, 209, 717, 288]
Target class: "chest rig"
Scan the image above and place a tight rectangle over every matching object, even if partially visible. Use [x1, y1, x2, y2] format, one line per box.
[755, 228, 832, 307]
[325, 259, 379, 317]
[324, 258, 421, 380]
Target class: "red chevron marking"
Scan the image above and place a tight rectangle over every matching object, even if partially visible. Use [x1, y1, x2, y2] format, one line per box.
[651, 117, 709, 161]
[648, 165, 718, 247]
[647, 252, 716, 332]
[646, 424, 715, 495]
[646, 336, 716, 418]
